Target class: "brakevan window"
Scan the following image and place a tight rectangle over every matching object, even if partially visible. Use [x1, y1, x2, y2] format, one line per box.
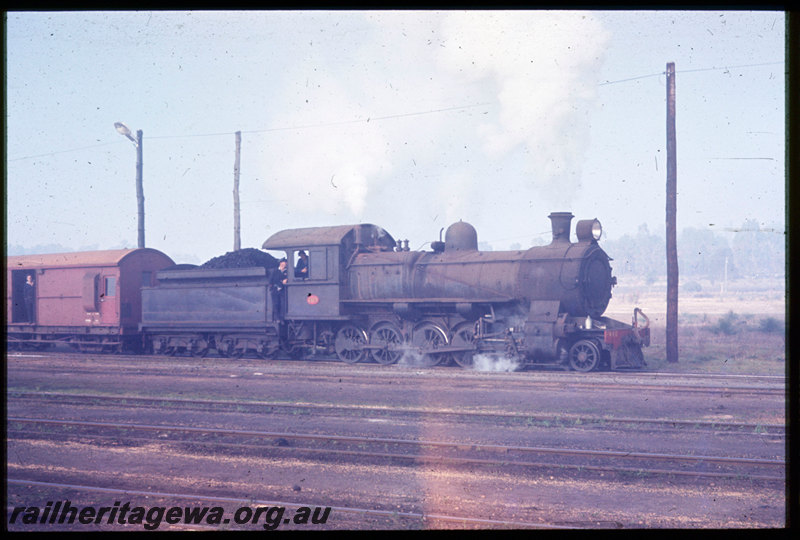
[105, 276, 116, 297]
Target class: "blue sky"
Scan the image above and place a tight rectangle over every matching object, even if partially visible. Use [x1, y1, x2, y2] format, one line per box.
[6, 10, 785, 263]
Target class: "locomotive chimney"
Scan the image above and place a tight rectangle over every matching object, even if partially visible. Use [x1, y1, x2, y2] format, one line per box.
[548, 212, 574, 244]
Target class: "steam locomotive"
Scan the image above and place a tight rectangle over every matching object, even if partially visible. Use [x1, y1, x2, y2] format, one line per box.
[6, 212, 649, 371]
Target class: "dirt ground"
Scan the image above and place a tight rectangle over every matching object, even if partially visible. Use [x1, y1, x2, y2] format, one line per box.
[6, 353, 786, 530]
[606, 278, 785, 321]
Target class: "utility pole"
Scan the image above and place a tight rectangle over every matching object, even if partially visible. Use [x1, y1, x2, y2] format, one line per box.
[666, 62, 678, 363]
[136, 129, 145, 248]
[114, 122, 145, 248]
[233, 131, 242, 251]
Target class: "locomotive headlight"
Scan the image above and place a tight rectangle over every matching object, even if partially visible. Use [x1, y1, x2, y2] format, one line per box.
[576, 219, 603, 242]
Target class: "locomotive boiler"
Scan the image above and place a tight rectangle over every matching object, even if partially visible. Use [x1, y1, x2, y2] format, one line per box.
[346, 212, 613, 318]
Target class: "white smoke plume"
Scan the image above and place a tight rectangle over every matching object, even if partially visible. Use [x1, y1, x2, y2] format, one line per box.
[437, 11, 611, 207]
[252, 12, 610, 243]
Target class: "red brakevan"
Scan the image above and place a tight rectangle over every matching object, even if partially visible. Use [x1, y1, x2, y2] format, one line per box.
[7, 248, 174, 352]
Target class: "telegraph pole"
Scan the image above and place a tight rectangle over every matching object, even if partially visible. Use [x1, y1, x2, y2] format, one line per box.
[666, 62, 678, 363]
[233, 131, 242, 251]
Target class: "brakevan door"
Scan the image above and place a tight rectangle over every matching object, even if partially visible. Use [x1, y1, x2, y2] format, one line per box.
[99, 271, 120, 325]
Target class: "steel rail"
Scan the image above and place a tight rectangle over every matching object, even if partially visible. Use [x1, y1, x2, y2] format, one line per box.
[7, 391, 786, 434]
[8, 417, 785, 470]
[8, 428, 783, 483]
[6, 478, 574, 529]
[5, 360, 785, 396]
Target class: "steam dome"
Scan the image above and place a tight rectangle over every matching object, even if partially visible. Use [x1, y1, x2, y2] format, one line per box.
[445, 221, 478, 251]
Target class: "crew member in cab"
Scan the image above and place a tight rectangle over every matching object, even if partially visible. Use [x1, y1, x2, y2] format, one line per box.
[269, 259, 288, 320]
[295, 250, 308, 279]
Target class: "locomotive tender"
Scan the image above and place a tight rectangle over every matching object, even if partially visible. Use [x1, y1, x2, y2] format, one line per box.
[139, 212, 649, 371]
[6, 212, 649, 371]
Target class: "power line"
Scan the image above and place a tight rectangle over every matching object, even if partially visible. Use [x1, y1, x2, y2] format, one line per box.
[679, 61, 783, 74]
[7, 141, 118, 163]
[7, 60, 783, 161]
[148, 102, 493, 140]
[6, 102, 493, 161]
[599, 72, 663, 86]
[599, 61, 782, 86]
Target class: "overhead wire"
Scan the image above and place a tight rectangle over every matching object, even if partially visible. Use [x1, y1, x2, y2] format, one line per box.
[598, 61, 782, 86]
[7, 60, 783, 162]
[6, 102, 492, 161]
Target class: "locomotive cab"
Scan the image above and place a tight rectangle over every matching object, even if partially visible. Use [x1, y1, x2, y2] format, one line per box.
[262, 224, 397, 321]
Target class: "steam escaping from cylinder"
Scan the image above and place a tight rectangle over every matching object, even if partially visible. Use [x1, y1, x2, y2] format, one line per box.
[471, 353, 522, 373]
[396, 349, 434, 368]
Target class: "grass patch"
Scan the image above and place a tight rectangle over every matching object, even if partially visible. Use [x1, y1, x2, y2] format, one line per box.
[707, 311, 740, 335]
[759, 317, 784, 334]
[642, 317, 785, 375]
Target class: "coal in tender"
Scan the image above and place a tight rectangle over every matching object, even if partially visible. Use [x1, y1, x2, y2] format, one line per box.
[201, 248, 279, 270]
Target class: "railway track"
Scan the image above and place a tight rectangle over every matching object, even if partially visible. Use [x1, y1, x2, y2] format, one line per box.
[9, 350, 786, 386]
[6, 354, 786, 397]
[7, 351, 786, 528]
[7, 417, 785, 483]
[6, 390, 787, 435]
[6, 478, 579, 529]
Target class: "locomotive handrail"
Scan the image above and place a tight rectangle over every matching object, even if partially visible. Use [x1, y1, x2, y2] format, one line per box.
[557, 243, 582, 291]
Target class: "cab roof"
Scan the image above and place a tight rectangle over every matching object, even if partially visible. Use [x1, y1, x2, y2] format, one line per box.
[262, 224, 396, 251]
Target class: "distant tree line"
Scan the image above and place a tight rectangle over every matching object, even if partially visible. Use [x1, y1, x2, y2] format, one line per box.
[602, 219, 785, 282]
[8, 219, 785, 283]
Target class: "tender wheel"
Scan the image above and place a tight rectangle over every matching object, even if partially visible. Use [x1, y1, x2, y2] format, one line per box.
[450, 324, 476, 368]
[369, 323, 404, 365]
[190, 339, 210, 358]
[150, 338, 167, 356]
[259, 340, 279, 360]
[569, 339, 601, 372]
[232, 349, 246, 359]
[335, 325, 368, 364]
[411, 322, 447, 367]
[216, 339, 233, 358]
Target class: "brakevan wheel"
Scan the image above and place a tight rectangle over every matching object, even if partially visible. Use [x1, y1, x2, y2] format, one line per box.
[335, 324, 368, 364]
[369, 322, 403, 365]
[569, 339, 601, 372]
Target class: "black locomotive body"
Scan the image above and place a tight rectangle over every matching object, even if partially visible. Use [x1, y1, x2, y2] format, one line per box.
[6, 213, 648, 371]
[137, 212, 648, 371]
[139, 266, 280, 358]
